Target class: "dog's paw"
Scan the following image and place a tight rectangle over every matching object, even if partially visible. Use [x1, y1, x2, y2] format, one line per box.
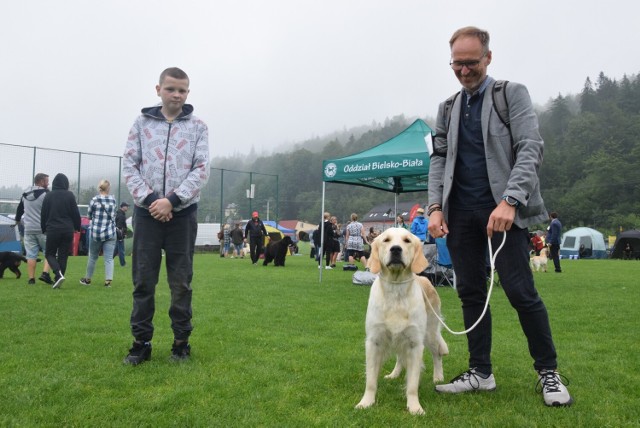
[355, 396, 375, 410]
[407, 402, 425, 415]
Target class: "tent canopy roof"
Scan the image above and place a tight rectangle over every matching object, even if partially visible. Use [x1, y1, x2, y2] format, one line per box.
[322, 119, 434, 193]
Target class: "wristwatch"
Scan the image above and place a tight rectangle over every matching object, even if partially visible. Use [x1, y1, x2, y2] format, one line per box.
[502, 195, 520, 207]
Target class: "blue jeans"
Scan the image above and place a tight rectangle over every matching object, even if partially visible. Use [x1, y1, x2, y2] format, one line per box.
[113, 239, 126, 266]
[130, 210, 197, 342]
[85, 236, 116, 281]
[446, 207, 557, 374]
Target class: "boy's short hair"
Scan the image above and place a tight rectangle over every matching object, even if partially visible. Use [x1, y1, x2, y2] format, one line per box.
[159, 67, 189, 85]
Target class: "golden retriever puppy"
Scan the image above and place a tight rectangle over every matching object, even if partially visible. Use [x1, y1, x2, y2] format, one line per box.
[530, 247, 549, 272]
[355, 228, 448, 415]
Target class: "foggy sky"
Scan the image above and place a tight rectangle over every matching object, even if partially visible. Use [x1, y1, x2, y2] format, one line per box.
[3, 0, 639, 159]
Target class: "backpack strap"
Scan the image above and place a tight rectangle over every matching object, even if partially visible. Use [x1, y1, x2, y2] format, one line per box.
[431, 92, 459, 159]
[491, 80, 510, 129]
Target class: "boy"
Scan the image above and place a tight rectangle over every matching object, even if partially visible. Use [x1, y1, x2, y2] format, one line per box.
[122, 67, 210, 365]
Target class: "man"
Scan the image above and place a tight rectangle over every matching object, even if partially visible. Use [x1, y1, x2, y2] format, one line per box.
[244, 211, 267, 265]
[230, 223, 245, 258]
[547, 212, 562, 272]
[427, 26, 572, 407]
[113, 202, 129, 267]
[15, 173, 53, 285]
[122, 67, 210, 365]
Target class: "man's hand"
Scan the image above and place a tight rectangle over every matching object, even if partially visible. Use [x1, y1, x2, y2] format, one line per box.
[487, 201, 516, 238]
[149, 198, 173, 222]
[427, 211, 449, 239]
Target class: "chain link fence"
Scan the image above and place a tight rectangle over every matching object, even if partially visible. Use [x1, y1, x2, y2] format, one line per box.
[0, 143, 278, 225]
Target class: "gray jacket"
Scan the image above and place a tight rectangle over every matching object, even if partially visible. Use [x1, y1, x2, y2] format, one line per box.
[15, 185, 48, 235]
[428, 77, 548, 228]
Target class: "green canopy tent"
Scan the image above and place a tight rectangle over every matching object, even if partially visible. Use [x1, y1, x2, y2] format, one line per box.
[318, 119, 434, 280]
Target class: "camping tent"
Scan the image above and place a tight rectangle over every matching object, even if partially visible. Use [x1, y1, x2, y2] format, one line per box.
[560, 227, 607, 259]
[610, 229, 640, 259]
[0, 214, 21, 252]
[319, 119, 434, 280]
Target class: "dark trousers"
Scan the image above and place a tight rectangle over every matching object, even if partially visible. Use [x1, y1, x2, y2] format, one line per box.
[549, 243, 561, 271]
[447, 207, 558, 374]
[45, 231, 73, 277]
[130, 210, 197, 342]
[113, 239, 126, 266]
[249, 237, 263, 264]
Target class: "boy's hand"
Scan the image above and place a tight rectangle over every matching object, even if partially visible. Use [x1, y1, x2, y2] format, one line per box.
[149, 198, 173, 222]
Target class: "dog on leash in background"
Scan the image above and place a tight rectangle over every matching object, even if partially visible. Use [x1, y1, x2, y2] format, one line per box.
[355, 227, 448, 415]
[530, 247, 549, 272]
[0, 252, 32, 279]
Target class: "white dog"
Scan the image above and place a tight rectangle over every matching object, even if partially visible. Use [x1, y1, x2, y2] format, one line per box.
[530, 247, 549, 272]
[355, 227, 448, 415]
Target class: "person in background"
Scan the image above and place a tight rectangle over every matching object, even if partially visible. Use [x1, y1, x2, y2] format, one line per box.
[531, 232, 544, 256]
[345, 213, 367, 266]
[222, 224, 232, 258]
[79, 179, 118, 287]
[396, 214, 409, 230]
[410, 207, 429, 242]
[245, 211, 268, 265]
[230, 223, 245, 258]
[113, 202, 129, 267]
[40, 173, 81, 289]
[15, 173, 53, 285]
[320, 212, 337, 270]
[122, 67, 210, 365]
[427, 26, 572, 406]
[547, 212, 562, 272]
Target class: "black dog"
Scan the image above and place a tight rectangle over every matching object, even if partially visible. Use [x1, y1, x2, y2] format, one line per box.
[0, 251, 30, 279]
[263, 236, 294, 267]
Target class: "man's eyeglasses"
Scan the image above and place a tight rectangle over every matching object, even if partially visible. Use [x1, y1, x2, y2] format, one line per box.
[449, 57, 484, 71]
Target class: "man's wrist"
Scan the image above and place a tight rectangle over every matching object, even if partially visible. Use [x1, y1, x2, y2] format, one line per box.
[501, 195, 520, 207]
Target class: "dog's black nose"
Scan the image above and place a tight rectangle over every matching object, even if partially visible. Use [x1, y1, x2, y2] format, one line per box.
[390, 245, 402, 255]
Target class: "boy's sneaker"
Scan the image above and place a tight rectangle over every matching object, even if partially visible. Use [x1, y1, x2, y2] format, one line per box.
[171, 341, 191, 361]
[27, 278, 36, 285]
[79, 278, 91, 285]
[536, 369, 573, 407]
[123, 341, 152, 365]
[38, 272, 53, 285]
[435, 368, 497, 393]
[52, 274, 65, 289]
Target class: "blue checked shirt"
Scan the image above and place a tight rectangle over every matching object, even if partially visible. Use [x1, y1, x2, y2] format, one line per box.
[88, 195, 117, 241]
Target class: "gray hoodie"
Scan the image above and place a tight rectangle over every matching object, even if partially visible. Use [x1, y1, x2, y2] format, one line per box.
[15, 185, 49, 235]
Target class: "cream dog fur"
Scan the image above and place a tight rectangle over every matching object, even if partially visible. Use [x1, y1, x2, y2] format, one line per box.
[530, 247, 549, 272]
[355, 227, 448, 415]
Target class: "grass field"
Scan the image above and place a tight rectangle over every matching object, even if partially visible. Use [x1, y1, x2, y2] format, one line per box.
[1, 244, 639, 427]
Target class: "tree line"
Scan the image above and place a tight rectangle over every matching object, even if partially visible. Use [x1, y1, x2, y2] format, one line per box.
[210, 71, 640, 236]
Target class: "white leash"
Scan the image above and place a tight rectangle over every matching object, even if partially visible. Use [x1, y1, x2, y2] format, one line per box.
[426, 232, 507, 335]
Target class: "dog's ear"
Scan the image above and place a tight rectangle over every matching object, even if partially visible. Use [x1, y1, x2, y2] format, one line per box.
[411, 237, 429, 274]
[368, 238, 381, 274]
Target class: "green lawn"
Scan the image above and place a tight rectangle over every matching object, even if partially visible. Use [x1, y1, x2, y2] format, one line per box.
[1, 247, 639, 427]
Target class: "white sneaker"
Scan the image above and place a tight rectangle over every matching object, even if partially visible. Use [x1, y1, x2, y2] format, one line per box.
[325, 266, 333, 270]
[435, 368, 496, 393]
[537, 370, 573, 406]
[52, 274, 65, 289]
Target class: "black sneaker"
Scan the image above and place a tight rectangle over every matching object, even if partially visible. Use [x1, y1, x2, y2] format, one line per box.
[39, 272, 53, 285]
[28, 278, 36, 285]
[123, 341, 152, 365]
[171, 341, 191, 361]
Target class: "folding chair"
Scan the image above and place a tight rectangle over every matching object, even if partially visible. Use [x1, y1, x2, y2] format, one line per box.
[433, 237, 456, 288]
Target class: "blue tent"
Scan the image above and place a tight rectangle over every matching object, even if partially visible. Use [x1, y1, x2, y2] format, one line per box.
[560, 227, 607, 259]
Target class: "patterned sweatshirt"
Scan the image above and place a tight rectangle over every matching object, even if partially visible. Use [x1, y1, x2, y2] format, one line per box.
[122, 104, 210, 216]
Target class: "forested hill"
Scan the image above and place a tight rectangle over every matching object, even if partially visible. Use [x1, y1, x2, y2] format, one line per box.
[211, 72, 640, 234]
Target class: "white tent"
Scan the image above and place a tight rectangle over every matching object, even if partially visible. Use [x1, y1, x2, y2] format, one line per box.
[560, 227, 606, 259]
